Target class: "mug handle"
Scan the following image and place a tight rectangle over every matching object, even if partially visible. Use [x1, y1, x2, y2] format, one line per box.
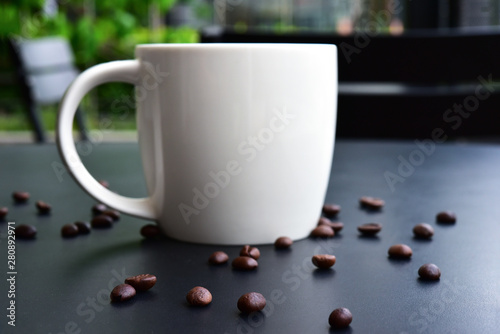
[56, 60, 156, 220]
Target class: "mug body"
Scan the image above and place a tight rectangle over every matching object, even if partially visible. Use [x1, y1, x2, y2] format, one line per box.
[135, 44, 337, 245]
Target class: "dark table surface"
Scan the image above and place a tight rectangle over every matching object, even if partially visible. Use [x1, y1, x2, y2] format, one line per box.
[1, 140, 499, 334]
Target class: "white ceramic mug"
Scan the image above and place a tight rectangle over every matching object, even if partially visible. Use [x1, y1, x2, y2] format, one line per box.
[57, 44, 337, 245]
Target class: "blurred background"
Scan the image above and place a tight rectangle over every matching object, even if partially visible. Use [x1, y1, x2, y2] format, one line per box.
[1, 0, 500, 142]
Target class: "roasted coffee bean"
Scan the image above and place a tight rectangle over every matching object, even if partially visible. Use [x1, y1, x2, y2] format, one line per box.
[102, 209, 120, 222]
[61, 223, 79, 238]
[36, 200, 51, 214]
[318, 217, 344, 233]
[413, 223, 434, 239]
[330, 222, 344, 233]
[240, 245, 260, 260]
[310, 225, 335, 238]
[436, 211, 456, 224]
[186, 286, 212, 306]
[0, 207, 8, 219]
[418, 263, 441, 280]
[110, 284, 136, 302]
[312, 254, 336, 269]
[208, 251, 229, 265]
[98, 180, 109, 188]
[232, 256, 258, 271]
[388, 244, 412, 259]
[91, 215, 113, 228]
[12, 191, 30, 203]
[74, 221, 91, 235]
[237, 292, 266, 314]
[15, 224, 36, 239]
[92, 203, 107, 216]
[322, 203, 341, 216]
[357, 223, 382, 236]
[125, 274, 157, 291]
[274, 236, 293, 249]
[140, 224, 162, 238]
[359, 196, 385, 210]
[318, 217, 333, 226]
[329, 307, 353, 329]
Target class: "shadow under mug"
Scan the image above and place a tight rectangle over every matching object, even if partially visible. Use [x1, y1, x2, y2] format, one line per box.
[57, 43, 338, 245]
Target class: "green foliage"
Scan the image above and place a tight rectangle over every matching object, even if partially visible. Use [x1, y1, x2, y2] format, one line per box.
[1, 0, 202, 130]
[0, 5, 21, 36]
[72, 17, 98, 65]
[2, 0, 200, 67]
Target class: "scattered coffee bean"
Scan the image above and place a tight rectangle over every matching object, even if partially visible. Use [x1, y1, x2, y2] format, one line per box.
[102, 209, 120, 222]
[330, 222, 344, 233]
[413, 223, 434, 239]
[357, 223, 382, 236]
[0, 207, 8, 219]
[61, 223, 79, 238]
[140, 224, 162, 238]
[436, 211, 456, 224]
[312, 254, 336, 269]
[125, 274, 157, 291]
[237, 292, 266, 314]
[75, 221, 91, 235]
[418, 263, 441, 280]
[232, 256, 258, 271]
[318, 217, 344, 233]
[329, 307, 353, 329]
[360, 196, 385, 210]
[310, 225, 335, 238]
[208, 251, 229, 265]
[240, 245, 260, 260]
[36, 200, 51, 214]
[318, 217, 333, 226]
[388, 244, 413, 259]
[98, 180, 109, 188]
[186, 286, 212, 306]
[12, 191, 30, 203]
[92, 203, 107, 216]
[91, 215, 113, 228]
[110, 284, 136, 302]
[322, 203, 341, 216]
[15, 224, 36, 239]
[274, 236, 293, 249]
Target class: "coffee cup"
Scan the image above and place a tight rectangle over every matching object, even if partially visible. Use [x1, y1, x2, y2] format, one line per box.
[57, 43, 337, 245]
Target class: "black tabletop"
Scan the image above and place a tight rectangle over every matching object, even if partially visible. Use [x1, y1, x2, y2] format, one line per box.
[1, 140, 499, 334]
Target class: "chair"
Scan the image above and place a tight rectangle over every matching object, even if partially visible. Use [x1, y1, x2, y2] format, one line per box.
[8, 36, 88, 143]
[201, 28, 500, 139]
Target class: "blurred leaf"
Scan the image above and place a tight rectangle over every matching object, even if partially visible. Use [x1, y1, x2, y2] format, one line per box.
[156, 0, 177, 13]
[17, 0, 45, 9]
[0, 5, 20, 37]
[94, 18, 117, 45]
[163, 26, 199, 43]
[41, 13, 72, 38]
[72, 16, 98, 66]
[97, 0, 130, 12]
[114, 10, 136, 37]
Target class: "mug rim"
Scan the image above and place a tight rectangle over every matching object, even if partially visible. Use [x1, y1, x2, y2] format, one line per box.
[136, 43, 336, 51]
